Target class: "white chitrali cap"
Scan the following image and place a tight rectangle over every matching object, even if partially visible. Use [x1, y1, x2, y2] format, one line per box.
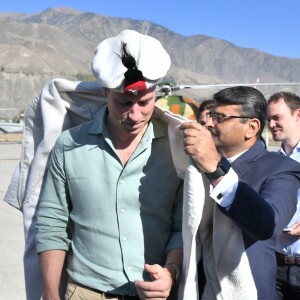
[91, 30, 171, 95]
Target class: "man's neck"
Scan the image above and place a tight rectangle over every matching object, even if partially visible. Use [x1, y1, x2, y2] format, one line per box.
[220, 138, 257, 159]
[108, 123, 148, 149]
[106, 119, 149, 165]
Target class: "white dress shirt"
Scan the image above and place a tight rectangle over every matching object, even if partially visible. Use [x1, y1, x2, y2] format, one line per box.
[210, 151, 246, 207]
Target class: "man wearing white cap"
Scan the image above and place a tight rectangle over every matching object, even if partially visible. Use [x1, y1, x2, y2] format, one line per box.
[35, 30, 183, 300]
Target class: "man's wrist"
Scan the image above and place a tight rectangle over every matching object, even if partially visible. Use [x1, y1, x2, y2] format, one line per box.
[163, 263, 181, 285]
[205, 156, 231, 181]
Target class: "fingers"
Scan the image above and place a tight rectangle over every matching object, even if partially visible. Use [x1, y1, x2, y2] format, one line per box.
[181, 127, 210, 155]
[144, 263, 161, 274]
[134, 280, 169, 300]
[291, 221, 300, 229]
[180, 121, 211, 141]
[288, 221, 300, 236]
[134, 264, 172, 300]
[179, 121, 201, 130]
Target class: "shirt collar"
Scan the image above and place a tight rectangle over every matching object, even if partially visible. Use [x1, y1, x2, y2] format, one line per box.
[87, 105, 107, 135]
[280, 140, 300, 156]
[226, 149, 248, 163]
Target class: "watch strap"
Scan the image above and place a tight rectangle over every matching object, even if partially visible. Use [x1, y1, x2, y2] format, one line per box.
[163, 262, 181, 285]
[205, 156, 231, 181]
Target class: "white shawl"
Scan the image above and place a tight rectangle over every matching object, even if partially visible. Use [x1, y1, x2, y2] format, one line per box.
[179, 161, 257, 299]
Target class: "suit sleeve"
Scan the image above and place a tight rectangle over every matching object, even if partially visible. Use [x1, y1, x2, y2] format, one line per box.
[218, 162, 300, 240]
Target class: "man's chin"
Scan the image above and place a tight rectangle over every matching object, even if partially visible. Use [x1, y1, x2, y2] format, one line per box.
[123, 125, 144, 135]
[271, 133, 283, 141]
[126, 129, 140, 135]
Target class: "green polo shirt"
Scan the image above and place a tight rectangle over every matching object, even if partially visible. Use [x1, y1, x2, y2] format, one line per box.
[36, 106, 183, 295]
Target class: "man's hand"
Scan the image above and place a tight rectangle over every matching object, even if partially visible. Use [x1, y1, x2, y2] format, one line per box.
[180, 122, 220, 173]
[134, 264, 173, 300]
[287, 220, 300, 238]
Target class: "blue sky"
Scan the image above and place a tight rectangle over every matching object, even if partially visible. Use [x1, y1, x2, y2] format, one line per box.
[1, 0, 299, 58]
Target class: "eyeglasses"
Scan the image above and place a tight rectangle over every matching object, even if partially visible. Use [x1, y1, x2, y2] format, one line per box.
[206, 111, 254, 125]
[198, 120, 206, 126]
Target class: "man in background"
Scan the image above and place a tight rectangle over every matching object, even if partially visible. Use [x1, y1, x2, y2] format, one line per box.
[196, 99, 214, 126]
[268, 91, 300, 299]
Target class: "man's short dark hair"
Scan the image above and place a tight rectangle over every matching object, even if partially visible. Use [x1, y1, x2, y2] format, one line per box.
[196, 99, 215, 121]
[213, 86, 267, 134]
[268, 91, 300, 113]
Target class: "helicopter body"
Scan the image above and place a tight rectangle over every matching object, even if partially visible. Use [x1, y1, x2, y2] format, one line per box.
[155, 81, 300, 120]
[156, 95, 199, 120]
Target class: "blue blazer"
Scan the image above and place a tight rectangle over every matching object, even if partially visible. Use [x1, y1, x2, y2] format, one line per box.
[219, 140, 300, 299]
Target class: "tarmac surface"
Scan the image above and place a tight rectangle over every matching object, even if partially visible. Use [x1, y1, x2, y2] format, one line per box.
[0, 142, 26, 299]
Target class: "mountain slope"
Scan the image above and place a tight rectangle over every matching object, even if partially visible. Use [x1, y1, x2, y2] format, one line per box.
[0, 7, 299, 115]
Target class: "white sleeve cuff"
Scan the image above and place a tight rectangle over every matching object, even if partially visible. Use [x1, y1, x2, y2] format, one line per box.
[210, 168, 238, 207]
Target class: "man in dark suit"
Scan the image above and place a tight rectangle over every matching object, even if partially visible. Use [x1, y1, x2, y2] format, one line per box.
[180, 86, 300, 299]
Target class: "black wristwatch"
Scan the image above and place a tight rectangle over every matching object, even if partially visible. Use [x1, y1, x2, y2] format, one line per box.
[164, 263, 181, 285]
[205, 156, 231, 181]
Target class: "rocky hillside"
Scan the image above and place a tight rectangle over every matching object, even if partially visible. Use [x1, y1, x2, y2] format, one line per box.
[1, 7, 300, 118]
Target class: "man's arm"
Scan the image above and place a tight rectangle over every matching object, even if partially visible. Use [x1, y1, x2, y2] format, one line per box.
[134, 247, 183, 300]
[35, 137, 71, 299]
[180, 122, 300, 240]
[39, 249, 66, 300]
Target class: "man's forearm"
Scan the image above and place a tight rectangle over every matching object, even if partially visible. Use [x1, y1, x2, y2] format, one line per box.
[165, 247, 183, 266]
[39, 249, 66, 300]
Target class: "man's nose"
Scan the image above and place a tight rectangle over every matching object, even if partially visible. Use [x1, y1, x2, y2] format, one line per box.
[128, 104, 142, 120]
[268, 119, 275, 128]
[205, 116, 214, 127]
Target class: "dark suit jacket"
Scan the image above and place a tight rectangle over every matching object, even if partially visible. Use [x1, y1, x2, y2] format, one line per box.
[219, 140, 300, 299]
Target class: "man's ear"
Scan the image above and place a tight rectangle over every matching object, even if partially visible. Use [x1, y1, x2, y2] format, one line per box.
[295, 108, 300, 120]
[245, 118, 260, 139]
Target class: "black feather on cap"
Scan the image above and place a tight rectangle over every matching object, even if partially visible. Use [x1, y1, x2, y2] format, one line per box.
[120, 42, 144, 83]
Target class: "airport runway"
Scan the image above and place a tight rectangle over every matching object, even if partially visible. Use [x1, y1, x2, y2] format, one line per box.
[0, 142, 26, 299]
